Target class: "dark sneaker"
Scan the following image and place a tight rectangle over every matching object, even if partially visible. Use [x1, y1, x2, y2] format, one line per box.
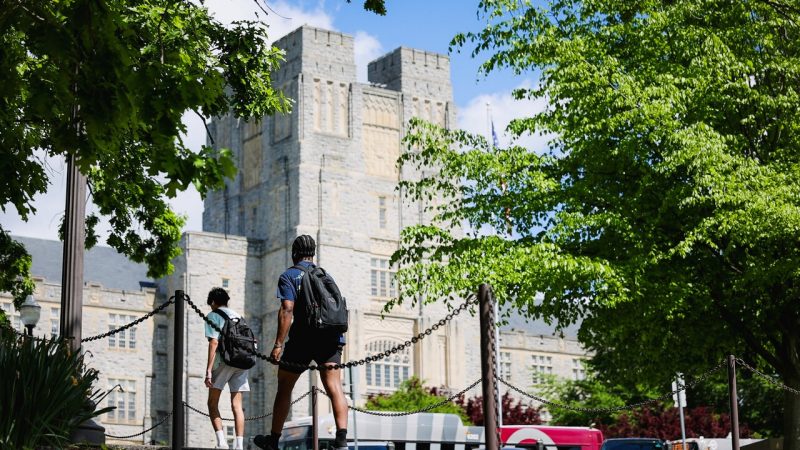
[253, 434, 279, 450]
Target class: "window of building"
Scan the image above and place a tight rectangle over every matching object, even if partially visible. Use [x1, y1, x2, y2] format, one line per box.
[222, 278, 230, 289]
[51, 307, 60, 337]
[531, 354, 553, 384]
[1, 302, 22, 332]
[370, 258, 396, 299]
[365, 339, 411, 390]
[108, 314, 137, 349]
[572, 358, 586, 381]
[106, 379, 136, 423]
[499, 351, 512, 381]
[378, 196, 387, 229]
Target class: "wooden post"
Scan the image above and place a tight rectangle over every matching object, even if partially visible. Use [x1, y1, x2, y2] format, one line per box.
[728, 355, 740, 450]
[479, 284, 499, 450]
[172, 290, 185, 450]
[312, 387, 319, 450]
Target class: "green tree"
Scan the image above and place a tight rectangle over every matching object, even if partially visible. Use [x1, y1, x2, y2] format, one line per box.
[0, 0, 384, 307]
[365, 376, 471, 424]
[393, 0, 800, 447]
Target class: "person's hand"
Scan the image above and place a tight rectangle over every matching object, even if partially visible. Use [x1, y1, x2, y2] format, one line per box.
[271, 345, 282, 362]
[204, 370, 213, 388]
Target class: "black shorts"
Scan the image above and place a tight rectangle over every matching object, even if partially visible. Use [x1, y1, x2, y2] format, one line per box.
[281, 335, 343, 374]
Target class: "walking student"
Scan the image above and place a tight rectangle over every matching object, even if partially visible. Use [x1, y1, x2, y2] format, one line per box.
[205, 287, 250, 450]
[254, 235, 349, 450]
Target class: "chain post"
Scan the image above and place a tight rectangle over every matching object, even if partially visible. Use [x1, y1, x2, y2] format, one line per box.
[728, 355, 740, 450]
[312, 387, 319, 450]
[172, 290, 185, 450]
[479, 284, 500, 450]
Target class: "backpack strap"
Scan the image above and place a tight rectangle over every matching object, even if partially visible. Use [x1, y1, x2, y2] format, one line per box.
[211, 308, 230, 321]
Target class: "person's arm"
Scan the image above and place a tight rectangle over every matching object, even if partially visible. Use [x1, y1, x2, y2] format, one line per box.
[271, 299, 294, 361]
[205, 338, 218, 388]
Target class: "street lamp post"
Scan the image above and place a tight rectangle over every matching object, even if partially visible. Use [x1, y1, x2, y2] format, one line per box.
[19, 295, 41, 336]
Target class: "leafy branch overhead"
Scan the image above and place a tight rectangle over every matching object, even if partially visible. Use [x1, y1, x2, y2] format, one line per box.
[0, 0, 382, 307]
[393, 0, 800, 445]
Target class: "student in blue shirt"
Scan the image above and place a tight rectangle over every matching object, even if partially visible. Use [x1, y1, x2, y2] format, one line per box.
[254, 235, 349, 450]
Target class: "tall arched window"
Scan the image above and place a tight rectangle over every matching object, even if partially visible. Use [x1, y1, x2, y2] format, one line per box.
[364, 339, 411, 391]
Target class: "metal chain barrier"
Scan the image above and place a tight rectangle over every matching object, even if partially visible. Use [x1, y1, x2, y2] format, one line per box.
[104, 411, 173, 439]
[83, 296, 175, 342]
[183, 389, 313, 421]
[184, 293, 477, 371]
[497, 358, 728, 413]
[318, 379, 481, 417]
[2, 325, 53, 341]
[735, 358, 800, 395]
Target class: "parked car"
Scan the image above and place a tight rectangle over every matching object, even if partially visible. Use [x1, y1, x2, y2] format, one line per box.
[601, 438, 667, 450]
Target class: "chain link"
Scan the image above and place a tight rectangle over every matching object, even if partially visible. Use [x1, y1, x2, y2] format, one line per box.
[83, 296, 175, 342]
[735, 358, 800, 395]
[497, 359, 728, 413]
[183, 390, 313, 421]
[184, 293, 477, 371]
[330, 379, 482, 417]
[104, 411, 173, 439]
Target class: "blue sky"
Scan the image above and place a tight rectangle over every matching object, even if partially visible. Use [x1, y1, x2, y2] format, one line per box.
[0, 0, 547, 241]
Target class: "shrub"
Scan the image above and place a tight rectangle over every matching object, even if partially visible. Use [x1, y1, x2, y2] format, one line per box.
[0, 328, 112, 449]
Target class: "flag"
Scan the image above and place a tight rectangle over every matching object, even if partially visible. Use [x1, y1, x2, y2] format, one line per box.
[491, 121, 499, 148]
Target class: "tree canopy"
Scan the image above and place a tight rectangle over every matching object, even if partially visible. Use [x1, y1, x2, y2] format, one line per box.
[393, 0, 800, 446]
[365, 377, 471, 423]
[0, 0, 382, 308]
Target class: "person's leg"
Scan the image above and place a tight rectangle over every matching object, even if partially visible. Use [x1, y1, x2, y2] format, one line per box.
[319, 343, 348, 449]
[271, 368, 303, 433]
[207, 387, 226, 447]
[319, 363, 348, 431]
[230, 391, 245, 449]
[207, 387, 223, 430]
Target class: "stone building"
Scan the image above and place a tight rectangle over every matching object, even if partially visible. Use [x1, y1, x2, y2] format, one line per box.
[1, 25, 588, 449]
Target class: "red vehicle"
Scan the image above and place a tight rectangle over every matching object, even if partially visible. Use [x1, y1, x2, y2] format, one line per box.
[501, 425, 604, 450]
[279, 412, 604, 450]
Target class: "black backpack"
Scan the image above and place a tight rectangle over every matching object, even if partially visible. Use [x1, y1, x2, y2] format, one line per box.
[294, 264, 348, 333]
[211, 309, 257, 370]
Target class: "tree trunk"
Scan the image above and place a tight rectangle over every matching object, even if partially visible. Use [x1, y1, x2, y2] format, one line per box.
[784, 375, 800, 450]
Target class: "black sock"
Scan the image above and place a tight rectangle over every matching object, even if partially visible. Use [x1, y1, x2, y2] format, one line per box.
[270, 432, 281, 445]
[335, 429, 347, 447]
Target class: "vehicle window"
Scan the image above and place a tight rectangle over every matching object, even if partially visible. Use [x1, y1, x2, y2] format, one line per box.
[394, 442, 405, 450]
[442, 444, 455, 450]
[417, 443, 431, 450]
[603, 442, 663, 450]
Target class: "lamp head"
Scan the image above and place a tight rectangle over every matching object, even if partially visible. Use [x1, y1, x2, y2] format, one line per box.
[19, 295, 41, 328]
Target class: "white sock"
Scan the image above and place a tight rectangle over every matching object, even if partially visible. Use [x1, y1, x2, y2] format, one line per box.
[235, 436, 244, 449]
[215, 430, 226, 447]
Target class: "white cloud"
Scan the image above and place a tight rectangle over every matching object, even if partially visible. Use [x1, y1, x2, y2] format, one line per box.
[198, 0, 333, 39]
[457, 79, 553, 152]
[353, 31, 384, 82]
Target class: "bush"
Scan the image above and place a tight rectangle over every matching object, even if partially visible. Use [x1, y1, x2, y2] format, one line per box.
[0, 328, 111, 449]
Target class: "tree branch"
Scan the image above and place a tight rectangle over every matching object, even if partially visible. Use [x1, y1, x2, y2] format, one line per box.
[194, 110, 215, 146]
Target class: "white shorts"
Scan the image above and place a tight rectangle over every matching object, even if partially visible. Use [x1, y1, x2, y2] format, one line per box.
[211, 363, 250, 392]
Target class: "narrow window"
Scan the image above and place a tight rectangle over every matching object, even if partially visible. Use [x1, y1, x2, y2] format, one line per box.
[378, 196, 387, 229]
